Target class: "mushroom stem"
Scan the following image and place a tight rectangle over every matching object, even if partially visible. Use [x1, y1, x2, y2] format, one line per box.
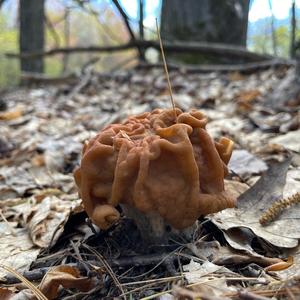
[121, 204, 196, 246]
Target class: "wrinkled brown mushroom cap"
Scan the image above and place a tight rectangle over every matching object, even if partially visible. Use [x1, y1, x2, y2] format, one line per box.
[74, 108, 235, 230]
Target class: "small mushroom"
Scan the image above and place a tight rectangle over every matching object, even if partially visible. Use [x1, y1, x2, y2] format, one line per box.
[74, 108, 235, 244]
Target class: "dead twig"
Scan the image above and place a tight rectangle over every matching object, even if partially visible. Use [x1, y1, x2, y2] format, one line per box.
[2, 253, 182, 284]
[0, 264, 48, 300]
[238, 290, 271, 300]
[81, 243, 126, 299]
[6, 40, 277, 62]
[20, 72, 78, 85]
[73, 0, 122, 44]
[136, 59, 294, 73]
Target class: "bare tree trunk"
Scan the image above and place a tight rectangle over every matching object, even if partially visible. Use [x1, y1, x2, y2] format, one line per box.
[139, 0, 145, 61]
[160, 0, 250, 63]
[0, 0, 6, 9]
[139, 0, 144, 41]
[19, 0, 45, 73]
[290, 0, 296, 58]
[161, 0, 249, 45]
[268, 0, 277, 56]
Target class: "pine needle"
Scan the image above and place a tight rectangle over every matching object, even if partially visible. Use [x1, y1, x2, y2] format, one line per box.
[155, 18, 177, 123]
[0, 264, 48, 300]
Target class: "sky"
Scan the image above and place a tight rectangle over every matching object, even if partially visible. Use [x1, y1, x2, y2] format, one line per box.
[3, 0, 300, 26]
[118, 0, 300, 26]
[249, 0, 300, 22]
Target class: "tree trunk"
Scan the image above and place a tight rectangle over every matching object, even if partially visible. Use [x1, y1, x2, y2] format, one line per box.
[160, 0, 250, 63]
[138, 0, 145, 61]
[268, 0, 277, 56]
[290, 0, 296, 58]
[19, 0, 45, 73]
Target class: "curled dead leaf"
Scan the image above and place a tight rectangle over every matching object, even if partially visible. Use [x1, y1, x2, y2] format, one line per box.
[235, 90, 261, 113]
[264, 256, 294, 272]
[0, 107, 23, 121]
[31, 154, 45, 167]
[0, 288, 14, 300]
[22, 195, 81, 248]
[39, 265, 96, 300]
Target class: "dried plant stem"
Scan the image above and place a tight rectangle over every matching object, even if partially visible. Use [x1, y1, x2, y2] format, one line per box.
[121, 275, 183, 286]
[82, 244, 126, 299]
[0, 209, 16, 236]
[155, 18, 177, 123]
[259, 192, 300, 225]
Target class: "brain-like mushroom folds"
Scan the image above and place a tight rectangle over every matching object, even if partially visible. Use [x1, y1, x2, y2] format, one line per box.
[74, 108, 235, 230]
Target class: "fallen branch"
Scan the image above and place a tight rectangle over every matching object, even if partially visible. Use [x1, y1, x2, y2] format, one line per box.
[136, 59, 295, 73]
[2, 253, 180, 284]
[18, 59, 293, 86]
[20, 72, 78, 85]
[6, 40, 276, 62]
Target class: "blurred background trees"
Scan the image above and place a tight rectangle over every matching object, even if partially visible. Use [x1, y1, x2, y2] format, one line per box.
[160, 0, 250, 46]
[0, 0, 299, 87]
[160, 0, 250, 63]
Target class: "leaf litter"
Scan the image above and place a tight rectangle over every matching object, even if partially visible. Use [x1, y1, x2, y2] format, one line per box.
[0, 65, 299, 299]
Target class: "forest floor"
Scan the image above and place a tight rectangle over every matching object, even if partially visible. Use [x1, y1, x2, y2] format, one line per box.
[0, 65, 300, 299]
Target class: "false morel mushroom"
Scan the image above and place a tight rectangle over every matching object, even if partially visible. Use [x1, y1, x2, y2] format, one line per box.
[74, 108, 235, 242]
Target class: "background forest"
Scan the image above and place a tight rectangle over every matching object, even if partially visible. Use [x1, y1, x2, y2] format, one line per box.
[0, 0, 299, 87]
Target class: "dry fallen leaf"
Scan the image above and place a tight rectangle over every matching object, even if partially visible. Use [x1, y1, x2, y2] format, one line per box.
[0, 165, 38, 196]
[3, 266, 96, 300]
[228, 149, 268, 178]
[183, 260, 231, 284]
[0, 192, 81, 280]
[0, 288, 14, 300]
[0, 223, 40, 280]
[172, 284, 233, 300]
[269, 130, 300, 153]
[236, 90, 261, 102]
[211, 157, 300, 249]
[0, 107, 22, 121]
[224, 180, 249, 199]
[38, 265, 96, 300]
[22, 195, 81, 248]
[188, 240, 281, 268]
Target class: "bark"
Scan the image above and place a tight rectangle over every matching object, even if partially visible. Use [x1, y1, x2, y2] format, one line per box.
[160, 0, 250, 63]
[161, 0, 249, 46]
[121, 205, 195, 246]
[19, 0, 45, 73]
[0, 0, 6, 8]
[290, 0, 296, 58]
[139, 0, 145, 61]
